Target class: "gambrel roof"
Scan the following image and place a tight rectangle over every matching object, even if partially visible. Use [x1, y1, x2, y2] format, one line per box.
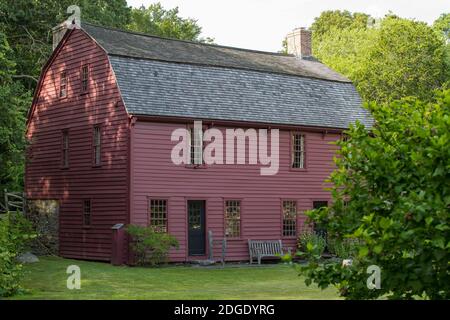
[83, 23, 373, 129]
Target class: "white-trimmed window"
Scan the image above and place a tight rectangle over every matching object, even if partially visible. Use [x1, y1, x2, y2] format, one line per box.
[93, 125, 101, 166]
[291, 132, 305, 168]
[282, 200, 297, 237]
[149, 199, 168, 232]
[60, 71, 67, 98]
[81, 65, 89, 93]
[62, 130, 69, 168]
[225, 200, 241, 238]
[189, 127, 204, 165]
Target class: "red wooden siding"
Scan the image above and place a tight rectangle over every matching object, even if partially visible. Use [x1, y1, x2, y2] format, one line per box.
[26, 29, 129, 262]
[130, 121, 339, 262]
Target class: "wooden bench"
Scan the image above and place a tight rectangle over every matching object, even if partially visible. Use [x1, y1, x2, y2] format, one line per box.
[248, 240, 289, 264]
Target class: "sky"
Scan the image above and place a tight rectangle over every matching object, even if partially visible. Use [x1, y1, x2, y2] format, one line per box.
[126, 0, 450, 52]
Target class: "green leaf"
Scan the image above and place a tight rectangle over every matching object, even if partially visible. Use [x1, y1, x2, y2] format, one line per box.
[358, 246, 369, 258]
[373, 244, 383, 254]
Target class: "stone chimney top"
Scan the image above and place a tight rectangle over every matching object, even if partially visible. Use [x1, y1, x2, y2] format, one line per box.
[52, 22, 70, 51]
[52, 5, 81, 51]
[285, 27, 312, 58]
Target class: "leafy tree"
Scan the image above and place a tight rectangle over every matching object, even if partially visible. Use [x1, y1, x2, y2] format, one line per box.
[298, 89, 450, 299]
[315, 15, 448, 103]
[0, 32, 30, 191]
[433, 13, 450, 40]
[310, 10, 371, 50]
[0, 0, 131, 90]
[128, 2, 213, 43]
[433, 13, 450, 86]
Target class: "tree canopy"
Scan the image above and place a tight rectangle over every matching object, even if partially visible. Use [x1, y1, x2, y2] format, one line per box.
[0, 32, 30, 191]
[311, 12, 449, 104]
[128, 3, 213, 43]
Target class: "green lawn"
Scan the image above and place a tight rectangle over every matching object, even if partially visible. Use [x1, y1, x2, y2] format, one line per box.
[10, 256, 340, 300]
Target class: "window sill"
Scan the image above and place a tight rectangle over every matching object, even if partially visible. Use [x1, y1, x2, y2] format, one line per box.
[185, 164, 207, 169]
[282, 236, 297, 240]
[225, 237, 242, 241]
[289, 167, 307, 172]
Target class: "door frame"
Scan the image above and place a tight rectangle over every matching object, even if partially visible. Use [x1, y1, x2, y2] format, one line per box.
[186, 198, 207, 257]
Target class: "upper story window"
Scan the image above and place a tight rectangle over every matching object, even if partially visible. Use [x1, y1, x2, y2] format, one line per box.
[282, 200, 297, 237]
[93, 125, 101, 166]
[62, 130, 69, 168]
[189, 126, 204, 165]
[60, 71, 67, 98]
[83, 199, 91, 226]
[81, 65, 89, 93]
[225, 200, 241, 238]
[149, 199, 168, 232]
[291, 132, 305, 169]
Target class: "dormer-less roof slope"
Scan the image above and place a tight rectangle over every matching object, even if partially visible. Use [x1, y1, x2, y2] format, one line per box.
[83, 23, 373, 129]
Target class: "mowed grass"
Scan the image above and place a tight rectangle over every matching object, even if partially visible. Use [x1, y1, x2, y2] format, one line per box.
[9, 256, 340, 300]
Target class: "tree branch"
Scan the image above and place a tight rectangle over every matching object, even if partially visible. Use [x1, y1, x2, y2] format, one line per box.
[11, 74, 38, 82]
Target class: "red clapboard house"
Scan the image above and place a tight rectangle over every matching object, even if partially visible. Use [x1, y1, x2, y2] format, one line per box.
[25, 22, 372, 264]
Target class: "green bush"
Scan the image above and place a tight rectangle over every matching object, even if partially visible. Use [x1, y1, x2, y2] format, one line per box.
[297, 231, 327, 259]
[327, 237, 359, 259]
[126, 224, 179, 266]
[0, 212, 36, 297]
[298, 90, 450, 299]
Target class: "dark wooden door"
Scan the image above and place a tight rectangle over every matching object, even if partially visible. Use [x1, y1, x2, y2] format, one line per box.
[188, 200, 206, 256]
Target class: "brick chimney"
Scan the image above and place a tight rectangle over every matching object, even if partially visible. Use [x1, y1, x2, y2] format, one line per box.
[285, 27, 312, 58]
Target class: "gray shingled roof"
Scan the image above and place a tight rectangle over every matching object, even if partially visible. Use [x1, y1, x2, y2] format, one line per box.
[83, 23, 373, 129]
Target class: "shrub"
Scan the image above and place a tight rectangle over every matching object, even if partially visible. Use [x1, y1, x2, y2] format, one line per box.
[126, 224, 179, 266]
[0, 212, 36, 297]
[297, 231, 327, 259]
[298, 90, 450, 299]
[327, 237, 359, 259]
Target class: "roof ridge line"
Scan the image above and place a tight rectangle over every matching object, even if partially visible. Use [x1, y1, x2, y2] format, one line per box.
[82, 22, 293, 57]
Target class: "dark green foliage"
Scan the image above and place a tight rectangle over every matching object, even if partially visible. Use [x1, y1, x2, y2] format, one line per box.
[0, 32, 30, 191]
[0, 212, 36, 297]
[298, 89, 450, 299]
[126, 224, 179, 266]
[128, 2, 213, 43]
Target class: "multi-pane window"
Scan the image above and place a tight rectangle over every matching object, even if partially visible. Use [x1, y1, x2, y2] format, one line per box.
[291, 133, 305, 169]
[149, 199, 168, 232]
[189, 127, 203, 165]
[83, 199, 91, 226]
[225, 200, 241, 238]
[282, 200, 297, 237]
[60, 71, 67, 98]
[62, 130, 69, 168]
[81, 65, 89, 92]
[93, 125, 101, 166]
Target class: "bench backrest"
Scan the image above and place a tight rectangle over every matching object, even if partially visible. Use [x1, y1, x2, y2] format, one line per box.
[248, 240, 283, 255]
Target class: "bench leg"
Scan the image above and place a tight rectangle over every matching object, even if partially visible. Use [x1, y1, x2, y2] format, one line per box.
[258, 255, 262, 265]
[250, 255, 253, 264]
